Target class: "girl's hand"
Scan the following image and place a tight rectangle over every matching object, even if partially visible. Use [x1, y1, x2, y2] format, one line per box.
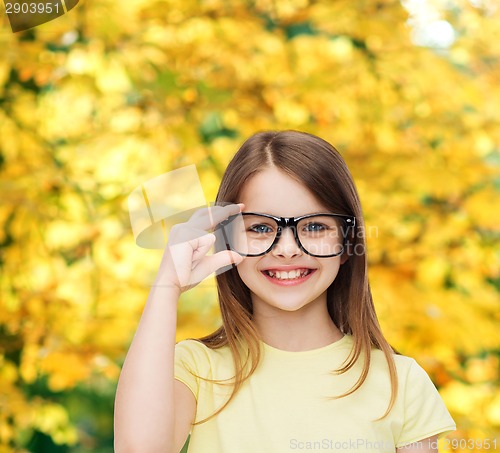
[153, 203, 244, 292]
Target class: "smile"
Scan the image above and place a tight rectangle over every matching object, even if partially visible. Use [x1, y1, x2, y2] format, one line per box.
[261, 268, 316, 285]
[264, 269, 312, 279]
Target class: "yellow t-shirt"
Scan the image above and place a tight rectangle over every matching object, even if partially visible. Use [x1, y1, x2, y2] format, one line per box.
[174, 335, 455, 452]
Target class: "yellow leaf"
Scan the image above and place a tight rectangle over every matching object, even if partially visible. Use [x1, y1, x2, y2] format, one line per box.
[416, 256, 449, 288]
[40, 352, 90, 391]
[274, 99, 310, 126]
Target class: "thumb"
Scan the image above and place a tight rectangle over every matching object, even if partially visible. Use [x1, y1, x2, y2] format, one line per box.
[227, 251, 244, 266]
[207, 250, 243, 272]
[192, 250, 243, 280]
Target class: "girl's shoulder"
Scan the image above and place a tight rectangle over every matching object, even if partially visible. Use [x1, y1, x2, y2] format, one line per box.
[175, 339, 233, 374]
[175, 338, 232, 358]
[390, 351, 419, 370]
[371, 346, 438, 389]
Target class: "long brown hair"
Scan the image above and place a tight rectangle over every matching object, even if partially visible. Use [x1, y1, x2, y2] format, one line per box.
[195, 130, 398, 423]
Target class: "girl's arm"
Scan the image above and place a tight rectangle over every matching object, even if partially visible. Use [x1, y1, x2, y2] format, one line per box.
[113, 204, 243, 453]
[396, 435, 438, 452]
[114, 285, 194, 453]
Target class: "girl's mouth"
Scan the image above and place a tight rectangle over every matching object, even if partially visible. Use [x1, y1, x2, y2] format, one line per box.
[261, 268, 316, 286]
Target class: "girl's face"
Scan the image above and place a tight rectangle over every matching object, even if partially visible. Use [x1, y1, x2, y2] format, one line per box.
[236, 167, 345, 316]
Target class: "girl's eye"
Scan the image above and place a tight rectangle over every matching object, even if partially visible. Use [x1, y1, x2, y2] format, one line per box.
[249, 224, 274, 234]
[303, 223, 327, 232]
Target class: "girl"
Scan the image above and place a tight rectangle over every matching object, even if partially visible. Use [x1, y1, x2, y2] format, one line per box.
[114, 131, 456, 453]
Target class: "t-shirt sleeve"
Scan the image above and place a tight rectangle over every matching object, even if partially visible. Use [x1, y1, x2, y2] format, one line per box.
[174, 340, 205, 401]
[396, 358, 456, 447]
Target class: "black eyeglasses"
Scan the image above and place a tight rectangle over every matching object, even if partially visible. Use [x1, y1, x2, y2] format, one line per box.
[217, 212, 356, 257]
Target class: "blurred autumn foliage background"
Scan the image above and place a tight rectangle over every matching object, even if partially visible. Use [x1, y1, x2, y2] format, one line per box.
[0, 0, 499, 451]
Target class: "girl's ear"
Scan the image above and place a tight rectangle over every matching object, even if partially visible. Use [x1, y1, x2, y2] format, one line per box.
[340, 216, 359, 265]
[340, 237, 353, 264]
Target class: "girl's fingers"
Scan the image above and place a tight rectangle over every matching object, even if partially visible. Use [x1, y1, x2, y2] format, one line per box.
[189, 251, 243, 286]
[189, 203, 243, 231]
[190, 234, 216, 264]
[166, 242, 193, 288]
[159, 203, 245, 290]
[168, 204, 241, 246]
[168, 233, 241, 288]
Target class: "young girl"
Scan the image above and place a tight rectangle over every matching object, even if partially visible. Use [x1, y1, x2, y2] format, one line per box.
[114, 131, 456, 453]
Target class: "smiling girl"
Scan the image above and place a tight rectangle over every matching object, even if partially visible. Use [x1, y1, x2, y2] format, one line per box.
[114, 131, 456, 453]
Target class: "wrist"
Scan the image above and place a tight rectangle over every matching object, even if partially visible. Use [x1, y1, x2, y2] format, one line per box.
[149, 280, 182, 300]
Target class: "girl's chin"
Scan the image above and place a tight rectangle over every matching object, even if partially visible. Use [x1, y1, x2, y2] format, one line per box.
[251, 292, 326, 314]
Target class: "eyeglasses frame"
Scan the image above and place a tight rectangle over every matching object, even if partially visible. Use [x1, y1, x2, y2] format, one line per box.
[217, 212, 356, 258]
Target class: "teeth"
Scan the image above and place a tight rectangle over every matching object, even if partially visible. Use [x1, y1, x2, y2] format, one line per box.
[266, 269, 311, 280]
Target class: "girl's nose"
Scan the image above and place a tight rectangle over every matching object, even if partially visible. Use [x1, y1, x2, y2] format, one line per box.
[271, 228, 302, 258]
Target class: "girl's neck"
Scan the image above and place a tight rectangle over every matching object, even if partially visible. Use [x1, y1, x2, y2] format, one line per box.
[254, 298, 344, 352]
